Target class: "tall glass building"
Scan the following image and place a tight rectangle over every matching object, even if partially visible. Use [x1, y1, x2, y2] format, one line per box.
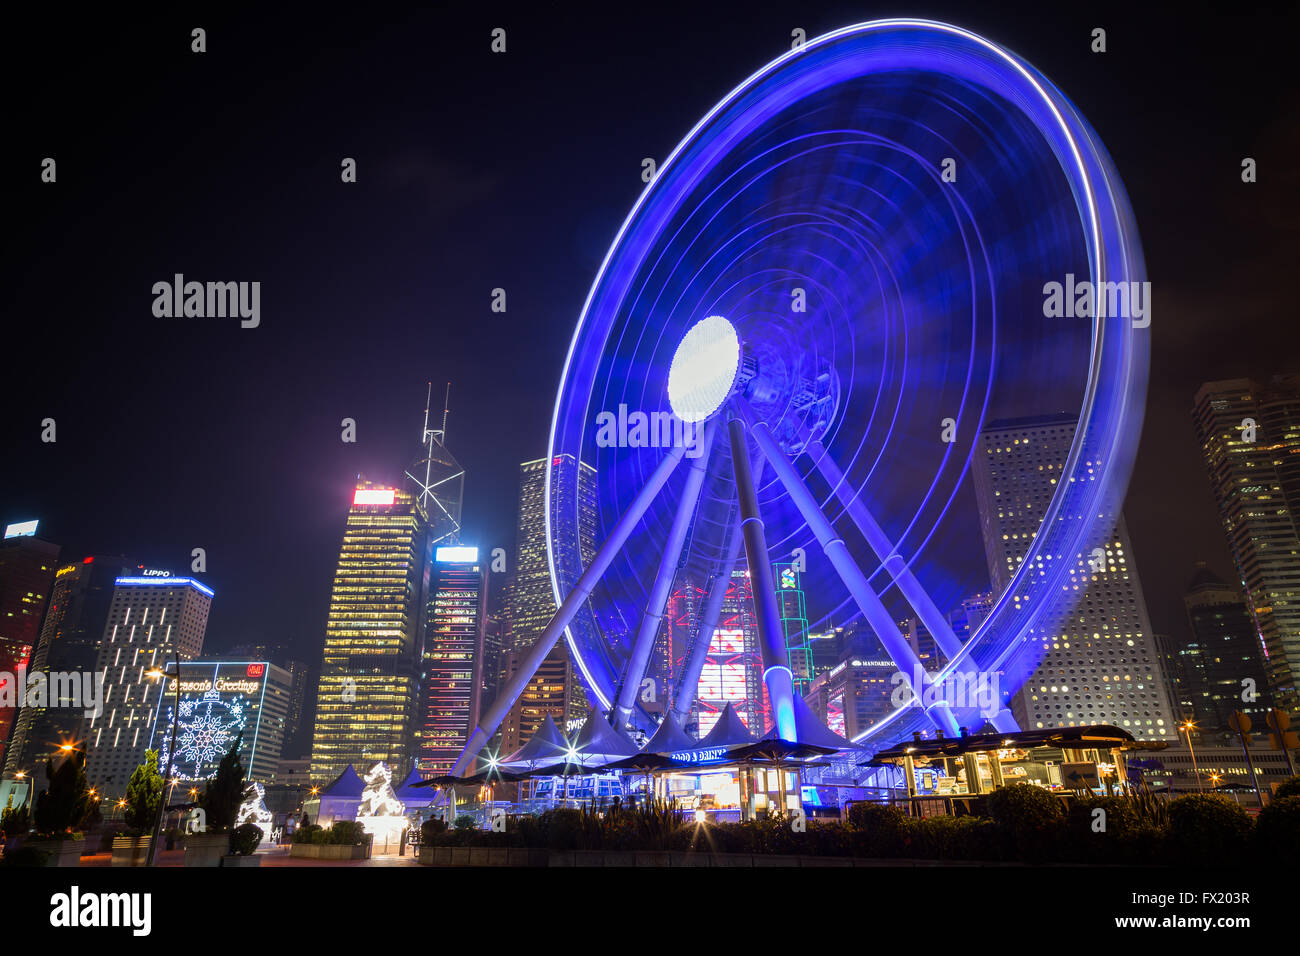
[416, 546, 487, 776]
[972, 414, 1177, 741]
[502, 456, 596, 749]
[309, 482, 432, 783]
[1193, 376, 1300, 713]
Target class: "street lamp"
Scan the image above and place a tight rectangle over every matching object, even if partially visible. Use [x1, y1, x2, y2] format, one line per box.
[146, 653, 182, 867]
[1182, 721, 1204, 793]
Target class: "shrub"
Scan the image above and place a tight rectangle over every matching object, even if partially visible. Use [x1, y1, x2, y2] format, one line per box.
[543, 808, 583, 850]
[1252, 795, 1300, 864]
[846, 802, 912, 857]
[229, 823, 263, 855]
[123, 750, 163, 834]
[199, 734, 245, 832]
[420, 818, 447, 844]
[1273, 776, 1300, 800]
[985, 784, 1065, 862]
[293, 823, 322, 844]
[329, 820, 368, 845]
[1167, 794, 1252, 865]
[0, 845, 50, 867]
[33, 751, 93, 838]
[909, 814, 999, 861]
[1064, 796, 1168, 864]
[1, 801, 30, 838]
[453, 814, 476, 831]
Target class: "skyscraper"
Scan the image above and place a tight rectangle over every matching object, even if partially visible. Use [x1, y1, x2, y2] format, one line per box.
[1193, 375, 1300, 713]
[773, 561, 813, 694]
[83, 573, 213, 798]
[502, 455, 597, 748]
[1164, 563, 1272, 736]
[4, 554, 132, 776]
[416, 545, 487, 776]
[972, 414, 1177, 741]
[0, 523, 60, 764]
[309, 482, 432, 783]
[694, 569, 766, 737]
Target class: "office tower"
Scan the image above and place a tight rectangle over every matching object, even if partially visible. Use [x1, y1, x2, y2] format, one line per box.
[807, 628, 842, 680]
[83, 573, 213, 798]
[4, 555, 132, 776]
[151, 660, 292, 784]
[416, 545, 487, 776]
[899, 617, 942, 671]
[478, 608, 507, 718]
[694, 569, 766, 737]
[804, 648, 898, 742]
[0, 523, 60, 766]
[309, 482, 432, 783]
[666, 579, 706, 707]
[971, 414, 1178, 740]
[1193, 375, 1300, 713]
[773, 561, 813, 694]
[502, 456, 597, 746]
[948, 591, 994, 644]
[228, 642, 312, 760]
[1163, 563, 1272, 735]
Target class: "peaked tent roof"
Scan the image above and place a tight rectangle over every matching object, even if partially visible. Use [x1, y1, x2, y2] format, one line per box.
[783, 692, 853, 750]
[500, 714, 571, 768]
[698, 702, 755, 750]
[571, 705, 639, 762]
[392, 767, 430, 800]
[319, 764, 365, 799]
[641, 710, 697, 754]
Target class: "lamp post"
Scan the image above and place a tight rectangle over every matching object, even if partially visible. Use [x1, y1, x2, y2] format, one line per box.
[146, 651, 182, 866]
[1182, 721, 1204, 793]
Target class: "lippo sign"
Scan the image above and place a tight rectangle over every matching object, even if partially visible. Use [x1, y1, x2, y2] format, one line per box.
[668, 746, 730, 765]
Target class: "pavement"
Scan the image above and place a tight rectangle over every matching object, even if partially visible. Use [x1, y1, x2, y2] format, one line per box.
[76, 846, 420, 867]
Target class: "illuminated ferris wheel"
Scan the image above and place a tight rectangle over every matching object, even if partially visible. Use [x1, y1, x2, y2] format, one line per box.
[452, 20, 1148, 774]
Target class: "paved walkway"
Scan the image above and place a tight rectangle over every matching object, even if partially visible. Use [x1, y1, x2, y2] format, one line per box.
[77, 846, 420, 867]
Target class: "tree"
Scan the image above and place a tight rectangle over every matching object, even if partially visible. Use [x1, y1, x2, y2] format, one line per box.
[32, 751, 93, 838]
[199, 733, 245, 832]
[123, 749, 164, 834]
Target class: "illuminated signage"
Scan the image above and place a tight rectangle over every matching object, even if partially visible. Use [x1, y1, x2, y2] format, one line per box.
[668, 747, 730, 765]
[435, 546, 479, 562]
[246, 663, 264, 678]
[4, 520, 39, 539]
[353, 488, 396, 505]
[139, 569, 172, 577]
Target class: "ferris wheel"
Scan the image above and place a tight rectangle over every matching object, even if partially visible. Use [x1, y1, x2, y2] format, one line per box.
[452, 19, 1147, 775]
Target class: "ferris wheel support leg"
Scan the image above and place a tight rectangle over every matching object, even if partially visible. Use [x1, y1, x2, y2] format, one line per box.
[802, 433, 965, 663]
[449, 444, 687, 777]
[614, 420, 718, 729]
[728, 414, 797, 741]
[737, 400, 961, 737]
[670, 453, 763, 728]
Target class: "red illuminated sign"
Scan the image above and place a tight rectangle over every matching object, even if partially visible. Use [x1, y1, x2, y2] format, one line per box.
[246, 663, 265, 678]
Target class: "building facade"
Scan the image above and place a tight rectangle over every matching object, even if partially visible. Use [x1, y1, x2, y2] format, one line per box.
[4, 555, 132, 776]
[83, 574, 213, 798]
[416, 545, 488, 776]
[309, 482, 432, 783]
[151, 660, 292, 784]
[972, 414, 1178, 741]
[1193, 376, 1300, 714]
[0, 524, 60, 764]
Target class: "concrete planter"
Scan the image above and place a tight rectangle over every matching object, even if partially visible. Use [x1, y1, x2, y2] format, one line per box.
[110, 835, 150, 867]
[27, 837, 85, 867]
[288, 842, 367, 860]
[221, 854, 262, 867]
[185, 832, 229, 867]
[634, 851, 670, 867]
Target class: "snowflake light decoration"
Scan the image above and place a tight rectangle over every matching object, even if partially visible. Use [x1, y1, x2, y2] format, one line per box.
[160, 686, 248, 780]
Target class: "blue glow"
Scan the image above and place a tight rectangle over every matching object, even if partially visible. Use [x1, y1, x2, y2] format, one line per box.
[115, 576, 215, 598]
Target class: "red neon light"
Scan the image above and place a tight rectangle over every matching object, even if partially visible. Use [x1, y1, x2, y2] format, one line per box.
[246, 663, 265, 678]
[353, 488, 396, 505]
[83, 556, 94, 564]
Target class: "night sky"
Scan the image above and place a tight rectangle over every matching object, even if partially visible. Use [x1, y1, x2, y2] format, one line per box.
[3, 3, 1296, 667]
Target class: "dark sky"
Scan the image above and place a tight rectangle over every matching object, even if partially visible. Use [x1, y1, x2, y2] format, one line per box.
[3, 2, 1296, 665]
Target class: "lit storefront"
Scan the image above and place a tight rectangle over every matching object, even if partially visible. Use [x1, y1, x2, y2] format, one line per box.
[868, 724, 1144, 815]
